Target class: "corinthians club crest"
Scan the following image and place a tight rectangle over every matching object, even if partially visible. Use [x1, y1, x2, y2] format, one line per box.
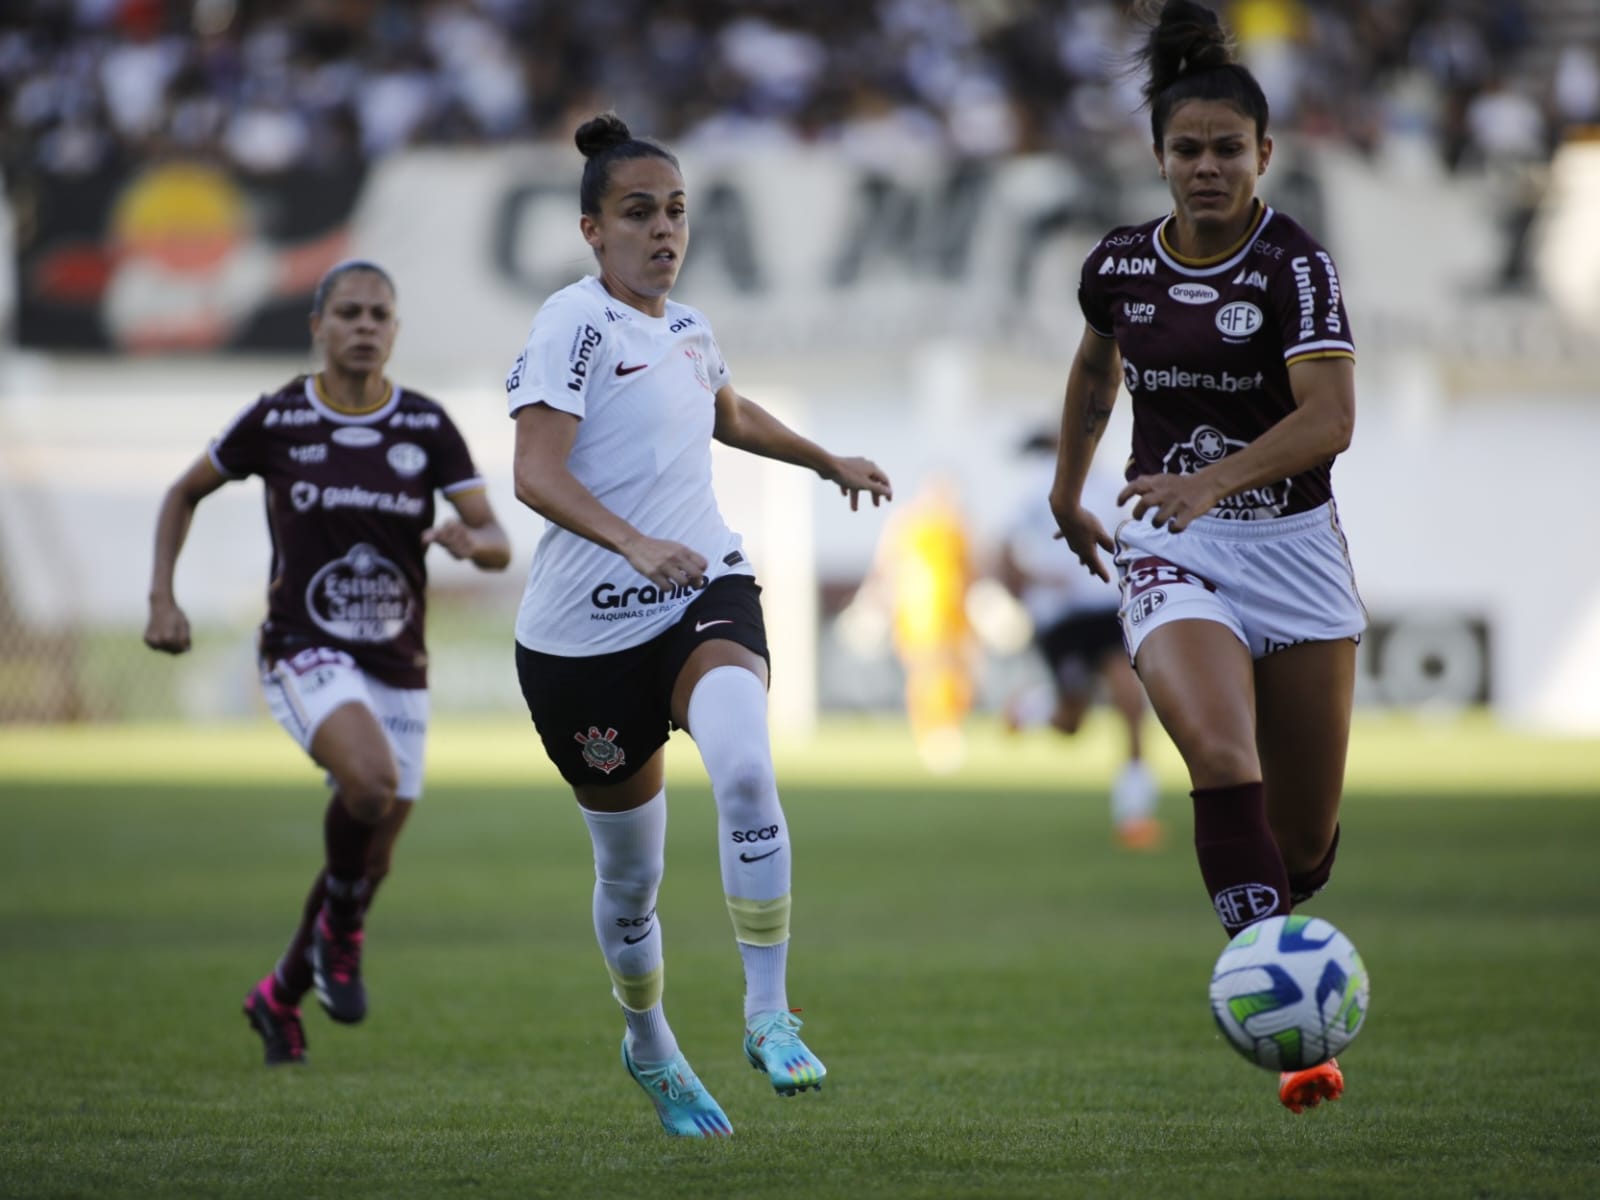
[574, 726, 625, 774]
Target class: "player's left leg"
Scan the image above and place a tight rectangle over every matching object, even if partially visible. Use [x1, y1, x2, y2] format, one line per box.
[1253, 638, 1355, 898]
[673, 641, 825, 1096]
[1254, 637, 1356, 1112]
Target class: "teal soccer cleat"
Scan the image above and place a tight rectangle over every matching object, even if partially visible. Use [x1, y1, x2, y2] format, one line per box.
[621, 1038, 734, 1137]
[744, 1010, 827, 1095]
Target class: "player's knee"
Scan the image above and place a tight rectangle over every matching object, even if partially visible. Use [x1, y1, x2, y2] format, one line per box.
[338, 767, 398, 824]
[1179, 737, 1259, 789]
[710, 753, 777, 819]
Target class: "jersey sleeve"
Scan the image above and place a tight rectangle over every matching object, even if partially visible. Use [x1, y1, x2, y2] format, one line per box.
[1076, 242, 1115, 338]
[701, 314, 732, 392]
[1272, 240, 1355, 367]
[207, 397, 270, 479]
[430, 407, 486, 496]
[504, 291, 607, 419]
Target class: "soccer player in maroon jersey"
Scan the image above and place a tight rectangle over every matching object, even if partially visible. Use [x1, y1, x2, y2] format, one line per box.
[144, 261, 511, 1066]
[1048, 0, 1365, 1112]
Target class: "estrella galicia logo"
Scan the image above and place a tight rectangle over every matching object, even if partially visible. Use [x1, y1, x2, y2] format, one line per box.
[574, 726, 625, 774]
[305, 543, 414, 643]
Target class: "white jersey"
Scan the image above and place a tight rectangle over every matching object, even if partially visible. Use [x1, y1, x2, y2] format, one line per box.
[506, 277, 754, 655]
[1005, 458, 1123, 629]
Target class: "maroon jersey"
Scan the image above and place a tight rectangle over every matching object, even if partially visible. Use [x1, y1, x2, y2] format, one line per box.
[1078, 202, 1354, 519]
[209, 375, 484, 688]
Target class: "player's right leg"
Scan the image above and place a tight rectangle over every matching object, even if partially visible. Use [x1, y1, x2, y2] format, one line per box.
[1131, 618, 1289, 937]
[254, 649, 400, 1053]
[578, 761, 732, 1137]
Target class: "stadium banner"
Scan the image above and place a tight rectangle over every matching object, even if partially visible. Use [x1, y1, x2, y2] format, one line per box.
[10, 160, 364, 352]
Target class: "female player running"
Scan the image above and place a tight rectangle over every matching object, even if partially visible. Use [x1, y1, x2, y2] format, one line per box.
[1048, 0, 1364, 1113]
[507, 113, 891, 1138]
[145, 261, 511, 1066]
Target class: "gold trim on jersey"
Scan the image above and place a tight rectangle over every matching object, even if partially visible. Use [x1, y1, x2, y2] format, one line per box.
[313, 372, 395, 416]
[1158, 199, 1268, 267]
[1285, 349, 1357, 367]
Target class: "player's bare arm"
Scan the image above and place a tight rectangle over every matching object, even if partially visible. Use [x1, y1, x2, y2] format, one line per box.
[144, 454, 230, 654]
[513, 402, 707, 588]
[1118, 357, 1354, 532]
[1049, 328, 1121, 583]
[423, 487, 511, 570]
[712, 384, 891, 511]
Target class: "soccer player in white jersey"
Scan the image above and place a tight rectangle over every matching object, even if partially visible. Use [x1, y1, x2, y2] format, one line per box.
[1050, 1, 1365, 1112]
[999, 432, 1160, 849]
[505, 113, 892, 1138]
[144, 261, 511, 1066]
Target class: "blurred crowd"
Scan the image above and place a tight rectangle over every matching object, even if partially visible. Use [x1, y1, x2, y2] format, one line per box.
[2, 0, 1598, 178]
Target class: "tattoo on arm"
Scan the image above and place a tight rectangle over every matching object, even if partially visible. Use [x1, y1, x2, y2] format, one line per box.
[1082, 389, 1111, 436]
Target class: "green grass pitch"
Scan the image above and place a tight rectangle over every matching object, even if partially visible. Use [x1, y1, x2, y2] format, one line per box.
[2, 714, 1597, 1199]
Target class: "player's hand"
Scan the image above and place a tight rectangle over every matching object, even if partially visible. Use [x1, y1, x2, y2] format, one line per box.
[622, 535, 709, 592]
[423, 519, 482, 561]
[143, 598, 192, 655]
[1118, 472, 1219, 533]
[823, 456, 892, 511]
[1048, 500, 1115, 584]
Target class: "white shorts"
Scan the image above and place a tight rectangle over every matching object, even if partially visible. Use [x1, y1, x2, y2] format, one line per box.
[260, 647, 431, 800]
[1114, 501, 1366, 661]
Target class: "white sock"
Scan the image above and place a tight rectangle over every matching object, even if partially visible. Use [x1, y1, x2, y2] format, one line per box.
[739, 941, 789, 1021]
[1112, 760, 1158, 825]
[581, 790, 678, 1064]
[687, 665, 792, 1018]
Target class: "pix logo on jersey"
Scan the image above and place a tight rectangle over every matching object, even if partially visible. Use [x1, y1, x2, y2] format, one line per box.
[575, 725, 626, 774]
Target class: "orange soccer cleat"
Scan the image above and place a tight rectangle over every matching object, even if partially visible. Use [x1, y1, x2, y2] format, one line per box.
[1278, 1057, 1343, 1113]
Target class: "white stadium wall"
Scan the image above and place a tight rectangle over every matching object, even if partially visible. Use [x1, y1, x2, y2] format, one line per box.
[2, 137, 1598, 730]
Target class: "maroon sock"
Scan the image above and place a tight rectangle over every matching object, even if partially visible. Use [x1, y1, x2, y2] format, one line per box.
[1192, 782, 1290, 937]
[272, 870, 327, 1004]
[1288, 823, 1341, 906]
[323, 792, 376, 928]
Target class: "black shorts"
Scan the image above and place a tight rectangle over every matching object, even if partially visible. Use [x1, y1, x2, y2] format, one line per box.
[516, 575, 770, 787]
[1036, 609, 1125, 692]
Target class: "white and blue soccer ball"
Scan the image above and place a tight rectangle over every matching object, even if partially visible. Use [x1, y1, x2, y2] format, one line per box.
[1208, 915, 1370, 1071]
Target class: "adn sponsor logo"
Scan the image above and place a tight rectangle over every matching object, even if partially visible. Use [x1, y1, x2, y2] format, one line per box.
[1099, 256, 1157, 276]
[264, 408, 320, 427]
[390, 411, 441, 429]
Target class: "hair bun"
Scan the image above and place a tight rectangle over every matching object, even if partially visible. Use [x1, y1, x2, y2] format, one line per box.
[574, 113, 632, 159]
[1142, 0, 1234, 105]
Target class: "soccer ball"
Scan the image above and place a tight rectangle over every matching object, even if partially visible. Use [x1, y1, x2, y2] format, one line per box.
[1208, 914, 1370, 1071]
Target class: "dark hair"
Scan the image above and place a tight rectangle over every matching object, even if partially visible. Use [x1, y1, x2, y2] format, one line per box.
[1137, 0, 1268, 146]
[574, 112, 680, 215]
[311, 260, 395, 316]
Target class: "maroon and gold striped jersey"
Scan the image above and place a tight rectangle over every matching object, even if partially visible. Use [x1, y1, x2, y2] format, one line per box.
[209, 375, 483, 688]
[1078, 202, 1354, 519]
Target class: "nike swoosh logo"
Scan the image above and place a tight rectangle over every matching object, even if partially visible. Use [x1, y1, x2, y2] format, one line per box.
[739, 847, 781, 863]
[615, 363, 647, 376]
[622, 926, 654, 945]
[695, 619, 733, 633]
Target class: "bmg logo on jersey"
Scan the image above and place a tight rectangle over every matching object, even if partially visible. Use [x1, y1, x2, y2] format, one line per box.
[566, 324, 602, 392]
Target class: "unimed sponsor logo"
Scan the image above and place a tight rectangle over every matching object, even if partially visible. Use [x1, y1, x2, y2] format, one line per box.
[1292, 255, 1317, 340]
